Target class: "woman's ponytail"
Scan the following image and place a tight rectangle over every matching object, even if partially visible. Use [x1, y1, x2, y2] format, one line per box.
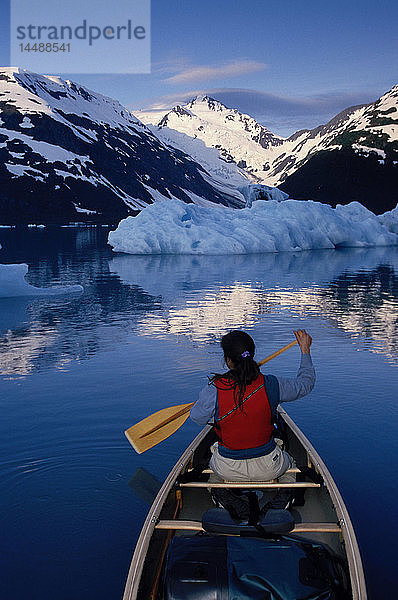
[212, 330, 260, 409]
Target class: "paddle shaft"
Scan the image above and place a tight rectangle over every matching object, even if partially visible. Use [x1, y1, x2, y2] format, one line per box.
[257, 340, 298, 366]
[138, 339, 297, 440]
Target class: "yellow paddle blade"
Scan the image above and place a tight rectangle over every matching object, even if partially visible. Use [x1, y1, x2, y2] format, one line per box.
[124, 402, 194, 454]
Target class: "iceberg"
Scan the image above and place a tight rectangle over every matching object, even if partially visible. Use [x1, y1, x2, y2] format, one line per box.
[378, 204, 398, 234]
[238, 184, 289, 207]
[0, 263, 83, 298]
[108, 198, 398, 255]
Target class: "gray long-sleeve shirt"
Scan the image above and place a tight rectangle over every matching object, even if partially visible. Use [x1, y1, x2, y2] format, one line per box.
[190, 353, 315, 426]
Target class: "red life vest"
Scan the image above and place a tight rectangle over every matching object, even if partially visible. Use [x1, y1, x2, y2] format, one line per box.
[214, 373, 274, 458]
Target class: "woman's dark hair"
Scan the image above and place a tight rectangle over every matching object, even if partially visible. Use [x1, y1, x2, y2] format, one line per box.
[212, 330, 260, 409]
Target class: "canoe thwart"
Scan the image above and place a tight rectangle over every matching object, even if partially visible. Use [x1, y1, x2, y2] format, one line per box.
[189, 467, 302, 475]
[179, 481, 321, 489]
[155, 520, 342, 533]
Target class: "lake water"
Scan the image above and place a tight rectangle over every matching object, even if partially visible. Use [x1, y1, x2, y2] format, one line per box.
[1, 227, 398, 600]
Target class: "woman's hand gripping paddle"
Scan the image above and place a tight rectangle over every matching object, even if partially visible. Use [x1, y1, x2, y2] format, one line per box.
[124, 339, 298, 453]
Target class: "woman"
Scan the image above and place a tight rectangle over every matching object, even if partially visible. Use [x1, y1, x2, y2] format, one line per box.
[190, 329, 314, 482]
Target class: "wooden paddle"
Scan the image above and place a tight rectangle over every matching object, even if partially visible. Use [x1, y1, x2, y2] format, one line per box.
[125, 339, 298, 453]
[257, 339, 297, 366]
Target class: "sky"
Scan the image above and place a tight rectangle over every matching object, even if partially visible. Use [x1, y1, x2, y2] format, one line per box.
[0, 0, 397, 136]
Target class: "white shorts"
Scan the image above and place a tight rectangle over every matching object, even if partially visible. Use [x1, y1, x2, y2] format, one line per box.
[209, 442, 293, 482]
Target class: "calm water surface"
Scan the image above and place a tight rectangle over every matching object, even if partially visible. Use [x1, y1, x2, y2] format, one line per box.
[1, 227, 398, 600]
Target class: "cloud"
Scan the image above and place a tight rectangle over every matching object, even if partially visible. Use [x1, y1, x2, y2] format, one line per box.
[204, 88, 375, 117]
[151, 55, 192, 77]
[128, 87, 381, 137]
[131, 87, 376, 115]
[163, 60, 267, 84]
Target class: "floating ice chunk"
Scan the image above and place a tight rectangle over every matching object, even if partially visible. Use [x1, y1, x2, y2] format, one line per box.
[0, 263, 83, 297]
[108, 198, 398, 255]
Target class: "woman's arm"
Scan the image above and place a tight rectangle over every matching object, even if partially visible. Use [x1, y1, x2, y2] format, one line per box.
[277, 330, 315, 402]
[277, 353, 315, 402]
[190, 383, 217, 425]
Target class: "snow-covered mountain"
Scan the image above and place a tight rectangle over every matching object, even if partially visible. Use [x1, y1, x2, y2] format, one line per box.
[0, 68, 244, 225]
[2, 67, 397, 224]
[137, 95, 284, 179]
[278, 86, 398, 212]
[137, 88, 398, 213]
[275, 85, 398, 179]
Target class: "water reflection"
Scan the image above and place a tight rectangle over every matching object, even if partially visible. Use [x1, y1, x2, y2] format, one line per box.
[0, 227, 161, 376]
[0, 226, 397, 376]
[110, 249, 398, 362]
[134, 284, 267, 342]
[109, 248, 398, 300]
[0, 283, 162, 377]
[321, 266, 398, 360]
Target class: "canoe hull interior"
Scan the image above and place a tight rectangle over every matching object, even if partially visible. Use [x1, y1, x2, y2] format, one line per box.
[123, 408, 367, 600]
[162, 533, 351, 600]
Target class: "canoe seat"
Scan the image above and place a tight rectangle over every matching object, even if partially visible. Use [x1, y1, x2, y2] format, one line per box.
[201, 507, 295, 535]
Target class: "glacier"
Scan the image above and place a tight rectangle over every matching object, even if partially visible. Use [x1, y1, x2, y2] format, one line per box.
[107, 199, 398, 255]
[0, 263, 83, 298]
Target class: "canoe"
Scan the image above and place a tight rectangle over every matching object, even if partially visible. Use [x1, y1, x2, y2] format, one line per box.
[123, 406, 367, 600]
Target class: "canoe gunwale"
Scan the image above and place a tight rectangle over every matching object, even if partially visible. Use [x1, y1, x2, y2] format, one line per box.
[278, 407, 367, 599]
[122, 425, 212, 600]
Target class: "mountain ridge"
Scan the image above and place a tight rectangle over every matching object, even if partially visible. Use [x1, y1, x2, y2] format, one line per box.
[1, 67, 397, 223]
[0, 67, 244, 224]
[137, 86, 398, 212]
